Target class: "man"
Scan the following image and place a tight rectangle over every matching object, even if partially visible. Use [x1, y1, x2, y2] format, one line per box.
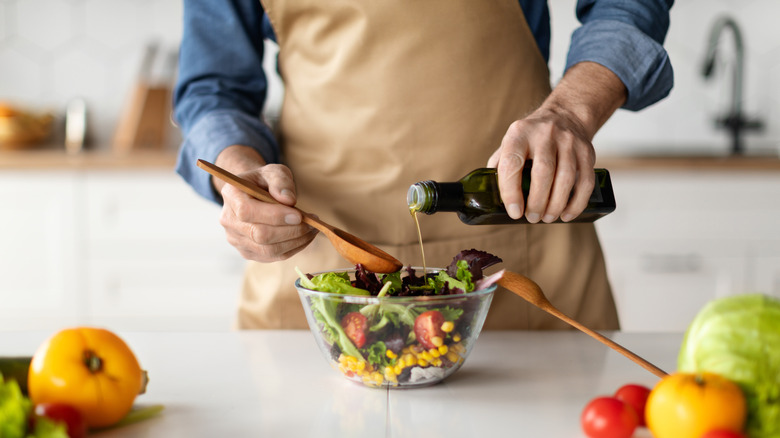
[174, 0, 674, 330]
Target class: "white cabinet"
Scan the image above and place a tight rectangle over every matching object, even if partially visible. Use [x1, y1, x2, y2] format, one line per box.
[83, 171, 245, 330]
[0, 168, 245, 331]
[596, 169, 780, 332]
[0, 171, 83, 330]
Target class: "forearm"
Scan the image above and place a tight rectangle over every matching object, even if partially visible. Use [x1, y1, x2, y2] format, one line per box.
[540, 61, 626, 141]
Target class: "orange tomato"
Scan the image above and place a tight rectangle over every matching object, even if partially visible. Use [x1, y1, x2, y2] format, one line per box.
[645, 372, 747, 438]
[28, 327, 145, 428]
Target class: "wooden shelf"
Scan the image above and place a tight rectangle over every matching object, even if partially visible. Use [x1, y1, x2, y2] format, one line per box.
[0, 148, 178, 170]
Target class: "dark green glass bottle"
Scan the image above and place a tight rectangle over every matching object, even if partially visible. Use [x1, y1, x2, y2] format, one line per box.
[407, 163, 616, 224]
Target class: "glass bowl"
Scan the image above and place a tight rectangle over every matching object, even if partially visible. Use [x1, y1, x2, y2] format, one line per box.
[296, 268, 495, 389]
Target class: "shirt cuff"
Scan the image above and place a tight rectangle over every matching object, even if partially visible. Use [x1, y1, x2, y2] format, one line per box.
[566, 19, 674, 111]
[176, 109, 279, 204]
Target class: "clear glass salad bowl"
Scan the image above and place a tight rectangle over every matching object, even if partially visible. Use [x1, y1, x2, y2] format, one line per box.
[296, 267, 495, 389]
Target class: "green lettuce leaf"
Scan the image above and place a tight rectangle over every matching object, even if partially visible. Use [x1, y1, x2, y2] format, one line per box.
[308, 272, 371, 296]
[0, 374, 31, 438]
[678, 293, 780, 438]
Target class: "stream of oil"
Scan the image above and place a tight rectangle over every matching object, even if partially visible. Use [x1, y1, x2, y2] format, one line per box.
[410, 209, 427, 274]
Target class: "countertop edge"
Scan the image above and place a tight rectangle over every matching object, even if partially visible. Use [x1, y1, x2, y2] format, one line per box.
[2, 149, 780, 171]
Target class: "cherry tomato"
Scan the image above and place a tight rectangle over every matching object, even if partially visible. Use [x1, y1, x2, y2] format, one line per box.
[614, 383, 651, 426]
[701, 430, 747, 438]
[341, 312, 368, 348]
[34, 403, 88, 438]
[28, 327, 145, 428]
[414, 310, 445, 350]
[581, 396, 639, 438]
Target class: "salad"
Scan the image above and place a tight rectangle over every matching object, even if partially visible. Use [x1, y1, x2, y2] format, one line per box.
[296, 249, 503, 388]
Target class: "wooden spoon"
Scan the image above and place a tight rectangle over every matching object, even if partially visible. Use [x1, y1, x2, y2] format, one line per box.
[196, 159, 403, 273]
[497, 270, 668, 378]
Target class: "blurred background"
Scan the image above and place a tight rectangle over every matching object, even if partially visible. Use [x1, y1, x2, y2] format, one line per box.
[0, 0, 778, 333]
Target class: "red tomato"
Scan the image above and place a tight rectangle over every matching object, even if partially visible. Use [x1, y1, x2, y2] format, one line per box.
[34, 403, 88, 438]
[341, 312, 368, 348]
[700, 430, 747, 438]
[581, 396, 639, 438]
[414, 310, 445, 350]
[614, 383, 651, 426]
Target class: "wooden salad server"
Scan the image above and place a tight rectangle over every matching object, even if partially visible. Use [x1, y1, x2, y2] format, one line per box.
[197, 159, 403, 273]
[497, 270, 668, 378]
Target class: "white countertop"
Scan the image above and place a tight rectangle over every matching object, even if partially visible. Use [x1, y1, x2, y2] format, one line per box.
[0, 330, 683, 437]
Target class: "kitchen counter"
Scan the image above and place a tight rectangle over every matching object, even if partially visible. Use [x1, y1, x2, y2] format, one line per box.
[597, 154, 780, 171]
[1, 147, 780, 171]
[0, 330, 681, 437]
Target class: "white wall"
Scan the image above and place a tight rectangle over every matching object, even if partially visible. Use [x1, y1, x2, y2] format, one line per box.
[550, 0, 780, 156]
[1, 0, 778, 155]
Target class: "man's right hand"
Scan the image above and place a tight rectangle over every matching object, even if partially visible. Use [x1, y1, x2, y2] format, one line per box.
[213, 145, 318, 262]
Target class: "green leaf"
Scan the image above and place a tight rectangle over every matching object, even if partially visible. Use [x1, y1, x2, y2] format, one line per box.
[0, 374, 31, 438]
[678, 294, 780, 438]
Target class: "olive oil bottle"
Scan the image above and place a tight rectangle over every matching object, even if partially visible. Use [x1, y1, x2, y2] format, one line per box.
[407, 163, 616, 224]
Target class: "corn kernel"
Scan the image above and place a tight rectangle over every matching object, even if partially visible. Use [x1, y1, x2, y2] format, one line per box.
[441, 321, 455, 332]
[432, 358, 443, 367]
[394, 364, 404, 375]
[429, 348, 440, 358]
[453, 333, 461, 342]
[420, 351, 433, 362]
[402, 347, 411, 354]
[386, 350, 397, 359]
[438, 345, 448, 355]
[417, 358, 428, 367]
[446, 351, 460, 362]
[431, 336, 444, 347]
[402, 354, 415, 367]
[356, 361, 366, 371]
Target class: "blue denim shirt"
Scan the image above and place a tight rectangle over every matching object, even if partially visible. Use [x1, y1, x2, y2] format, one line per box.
[175, 0, 674, 203]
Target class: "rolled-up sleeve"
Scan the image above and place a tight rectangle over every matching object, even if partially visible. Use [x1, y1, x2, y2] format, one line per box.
[566, 0, 674, 111]
[174, 0, 279, 203]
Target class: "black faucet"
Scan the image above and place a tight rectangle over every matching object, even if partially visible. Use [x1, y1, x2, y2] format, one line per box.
[701, 16, 763, 155]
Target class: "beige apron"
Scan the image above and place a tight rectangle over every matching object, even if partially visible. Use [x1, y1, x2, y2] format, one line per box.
[242, 0, 620, 330]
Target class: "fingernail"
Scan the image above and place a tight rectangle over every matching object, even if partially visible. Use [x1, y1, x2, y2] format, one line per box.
[285, 214, 301, 225]
[526, 212, 540, 223]
[506, 203, 522, 219]
[281, 189, 295, 201]
[542, 214, 555, 223]
[561, 213, 575, 222]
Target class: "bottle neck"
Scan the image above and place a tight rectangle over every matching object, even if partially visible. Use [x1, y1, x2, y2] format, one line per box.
[407, 181, 464, 213]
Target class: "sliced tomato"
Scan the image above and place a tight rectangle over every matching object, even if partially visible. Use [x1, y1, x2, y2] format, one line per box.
[341, 312, 368, 348]
[414, 310, 445, 350]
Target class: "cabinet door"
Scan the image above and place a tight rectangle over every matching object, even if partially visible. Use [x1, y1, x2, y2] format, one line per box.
[83, 171, 245, 330]
[604, 240, 746, 332]
[0, 171, 83, 330]
[596, 170, 778, 332]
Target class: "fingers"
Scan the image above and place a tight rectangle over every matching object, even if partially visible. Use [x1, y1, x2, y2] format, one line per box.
[219, 165, 318, 263]
[494, 121, 529, 220]
[492, 112, 596, 223]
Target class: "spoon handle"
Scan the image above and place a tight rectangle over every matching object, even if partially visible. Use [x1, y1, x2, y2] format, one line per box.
[544, 306, 668, 378]
[498, 271, 668, 378]
[197, 159, 280, 205]
[196, 159, 326, 232]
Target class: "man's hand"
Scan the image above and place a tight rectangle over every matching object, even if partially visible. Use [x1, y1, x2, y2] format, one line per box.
[488, 62, 627, 223]
[213, 145, 318, 262]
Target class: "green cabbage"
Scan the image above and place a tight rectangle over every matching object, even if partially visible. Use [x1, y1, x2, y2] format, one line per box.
[678, 294, 780, 438]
